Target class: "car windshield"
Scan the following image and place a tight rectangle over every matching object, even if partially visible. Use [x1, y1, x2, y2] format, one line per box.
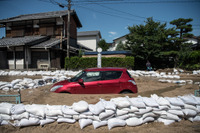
[69, 71, 86, 82]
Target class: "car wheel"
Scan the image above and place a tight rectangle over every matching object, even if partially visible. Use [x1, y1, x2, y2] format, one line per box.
[120, 90, 133, 94]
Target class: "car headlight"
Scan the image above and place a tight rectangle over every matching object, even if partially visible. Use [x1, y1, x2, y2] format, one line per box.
[50, 85, 63, 92]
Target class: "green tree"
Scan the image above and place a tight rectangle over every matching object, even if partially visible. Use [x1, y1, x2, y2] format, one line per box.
[116, 41, 125, 51]
[98, 39, 110, 51]
[126, 17, 171, 69]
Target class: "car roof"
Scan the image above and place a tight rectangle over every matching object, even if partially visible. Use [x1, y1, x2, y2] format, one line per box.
[84, 67, 127, 72]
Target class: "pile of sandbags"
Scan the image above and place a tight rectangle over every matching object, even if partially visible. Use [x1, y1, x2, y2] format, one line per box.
[0, 70, 80, 77]
[0, 94, 200, 129]
[0, 75, 69, 92]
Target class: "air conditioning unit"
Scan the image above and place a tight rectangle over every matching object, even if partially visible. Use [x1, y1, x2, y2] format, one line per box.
[37, 60, 49, 69]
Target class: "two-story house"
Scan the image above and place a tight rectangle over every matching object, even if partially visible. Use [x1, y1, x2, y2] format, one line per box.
[0, 10, 90, 69]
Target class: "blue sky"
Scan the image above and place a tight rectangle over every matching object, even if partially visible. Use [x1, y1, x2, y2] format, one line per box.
[0, 0, 200, 42]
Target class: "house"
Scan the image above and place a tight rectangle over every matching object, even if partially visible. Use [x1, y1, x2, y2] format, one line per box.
[109, 34, 128, 51]
[77, 31, 101, 51]
[186, 36, 200, 50]
[0, 10, 90, 69]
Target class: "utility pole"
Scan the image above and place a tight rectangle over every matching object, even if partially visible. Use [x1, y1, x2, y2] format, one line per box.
[67, 0, 71, 58]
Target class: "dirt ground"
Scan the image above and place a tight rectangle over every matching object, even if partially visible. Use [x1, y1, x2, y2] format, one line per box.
[0, 71, 200, 133]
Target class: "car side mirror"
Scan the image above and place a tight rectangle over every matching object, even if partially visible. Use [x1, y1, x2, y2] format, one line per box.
[78, 79, 84, 84]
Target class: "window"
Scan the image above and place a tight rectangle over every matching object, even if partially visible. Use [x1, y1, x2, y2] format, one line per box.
[103, 71, 122, 80]
[82, 71, 102, 82]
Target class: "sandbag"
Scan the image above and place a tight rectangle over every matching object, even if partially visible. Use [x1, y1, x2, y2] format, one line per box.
[0, 120, 10, 125]
[108, 118, 126, 130]
[135, 107, 153, 115]
[165, 97, 185, 106]
[126, 117, 143, 127]
[182, 109, 197, 117]
[11, 104, 25, 115]
[110, 97, 130, 108]
[45, 105, 63, 116]
[116, 114, 130, 120]
[151, 94, 171, 106]
[193, 116, 200, 122]
[142, 97, 159, 107]
[197, 105, 200, 113]
[57, 118, 76, 123]
[0, 114, 12, 120]
[87, 115, 100, 121]
[179, 95, 199, 105]
[0, 103, 13, 115]
[126, 97, 146, 108]
[157, 118, 175, 125]
[25, 104, 46, 118]
[100, 99, 116, 110]
[121, 106, 139, 113]
[169, 105, 182, 110]
[167, 110, 184, 117]
[143, 117, 155, 124]
[116, 109, 128, 116]
[184, 104, 198, 112]
[73, 101, 88, 113]
[160, 112, 180, 121]
[12, 112, 29, 120]
[40, 118, 55, 126]
[15, 118, 40, 127]
[142, 112, 158, 120]
[89, 101, 105, 115]
[99, 110, 115, 120]
[79, 119, 93, 129]
[93, 121, 107, 129]
[61, 105, 79, 115]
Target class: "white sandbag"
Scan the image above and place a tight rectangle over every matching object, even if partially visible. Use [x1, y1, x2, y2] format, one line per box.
[167, 110, 184, 117]
[57, 118, 76, 123]
[116, 114, 130, 120]
[99, 110, 115, 120]
[135, 107, 153, 115]
[179, 94, 198, 105]
[0, 114, 12, 120]
[126, 117, 143, 127]
[11, 79, 23, 87]
[108, 118, 126, 130]
[79, 119, 93, 129]
[79, 114, 87, 119]
[142, 97, 159, 107]
[11, 104, 25, 115]
[63, 114, 72, 119]
[12, 112, 29, 120]
[116, 109, 128, 116]
[25, 104, 46, 118]
[151, 94, 170, 106]
[193, 116, 200, 122]
[46, 116, 58, 120]
[87, 115, 100, 121]
[100, 99, 116, 110]
[0, 102, 13, 115]
[142, 112, 158, 120]
[45, 105, 63, 116]
[158, 106, 169, 110]
[15, 118, 40, 127]
[143, 117, 155, 124]
[81, 110, 93, 116]
[121, 106, 139, 113]
[93, 121, 107, 129]
[192, 96, 200, 105]
[61, 105, 79, 115]
[197, 105, 200, 113]
[126, 96, 146, 108]
[160, 112, 180, 121]
[40, 118, 55, 126]
[184, 104, 198, 112]
[165, 97, 185, 106]
[157, 118, 175, 125]
[72, 101, 88, 113]
[128, 113, 142, 118]
[89, 101, 105, 115]
[0, 120, 10, 125]
[153, 110, 167, 115]
[110, 97, 130, 108]
[73, 115, 79, 120]
[182, 109, 197, 117]
[169, 105, 182, 110]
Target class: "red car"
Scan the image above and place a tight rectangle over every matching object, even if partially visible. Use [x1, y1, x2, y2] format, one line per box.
[50, 67, 138, 94]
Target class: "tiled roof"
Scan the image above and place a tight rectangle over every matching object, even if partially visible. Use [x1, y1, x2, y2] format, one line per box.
[78, 31, 101, 38]
[31, 38, 61, 48]
[0, 36, 47, 47]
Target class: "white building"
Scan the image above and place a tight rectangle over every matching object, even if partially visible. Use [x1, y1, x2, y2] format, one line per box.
[77, 31, 101, 51]
[109, 34, 128, 51]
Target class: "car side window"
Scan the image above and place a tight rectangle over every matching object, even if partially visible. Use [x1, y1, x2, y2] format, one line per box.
[82, 71, 102, 82]
[103, 71, 122, 80]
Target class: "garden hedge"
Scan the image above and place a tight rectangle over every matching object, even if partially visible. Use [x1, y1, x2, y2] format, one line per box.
[65, 56, 134, 70]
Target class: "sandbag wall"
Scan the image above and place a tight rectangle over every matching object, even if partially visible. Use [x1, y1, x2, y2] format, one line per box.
[0, 94, 200, 130]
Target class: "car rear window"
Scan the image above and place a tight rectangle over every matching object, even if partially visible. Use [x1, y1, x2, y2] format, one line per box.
[103, 71, 122, 80]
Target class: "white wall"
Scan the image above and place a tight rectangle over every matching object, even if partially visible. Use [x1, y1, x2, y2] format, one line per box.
[78, 36, 98, 51]
[109, 36, 127, 51]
